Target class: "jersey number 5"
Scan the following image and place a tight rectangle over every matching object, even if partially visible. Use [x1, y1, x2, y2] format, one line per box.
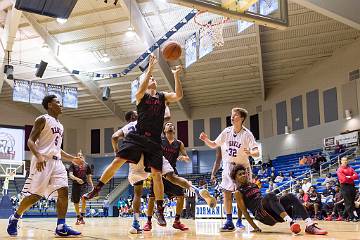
[228, 148, 237, 157]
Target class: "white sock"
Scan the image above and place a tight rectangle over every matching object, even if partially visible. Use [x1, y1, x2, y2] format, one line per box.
[353, 211, 358, 218]
[57, 224, 64, 230]
[283, 215, 293, 223]
[134, 213, 139, 221]
[304, 218, 313, 226]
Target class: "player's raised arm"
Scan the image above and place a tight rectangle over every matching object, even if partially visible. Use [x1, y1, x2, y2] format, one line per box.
[199, 132, 218, 149]
[136, 54, 157, 104]
[164, 65, 183, 103]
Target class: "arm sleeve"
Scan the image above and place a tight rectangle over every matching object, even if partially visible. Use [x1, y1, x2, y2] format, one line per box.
[247, 132, 258, 150]
[214, 129, 226, 146]
[337, 168, 347, 183]
[351, 168, 359, 180]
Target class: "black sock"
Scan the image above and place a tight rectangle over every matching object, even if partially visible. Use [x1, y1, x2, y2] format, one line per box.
[96, 181, 105, 190]
[156, 200, 164, 210]
[80, 213, 84, 217]
[175, 214, 180, 221]
[148, 216, 152, 222]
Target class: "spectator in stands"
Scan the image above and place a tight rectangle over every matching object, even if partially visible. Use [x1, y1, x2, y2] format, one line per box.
[326, 185, 345, 221]
[297, 189, 308, 205]
[289, 171, 295, 179]
[322, 183, 335, 218]
[334, 141, 345, 154]
[337, 157, 359, 222]
[257, 166, 266, 178]
[274, 172, 284, 183]
[291, 180, 302, 193]
[354, 190, 360, 216]
[268, 181, 277, 192]
[302, 178, 312, 193]
[322, 173, 336, 186]
[305, 186, 321, 219]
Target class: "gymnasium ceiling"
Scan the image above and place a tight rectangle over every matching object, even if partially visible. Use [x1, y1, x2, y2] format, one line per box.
[0, 0, 359, 120]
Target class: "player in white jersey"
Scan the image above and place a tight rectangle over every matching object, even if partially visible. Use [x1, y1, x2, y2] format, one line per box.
[199, 107, 259, 232]
[7, 95, 84, 237]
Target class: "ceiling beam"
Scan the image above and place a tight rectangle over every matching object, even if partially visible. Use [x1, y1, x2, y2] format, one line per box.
[119, 0, 191, 119]
[23, 13, 126, 120]
[255, 25, 265, 100]
[0, 5, 21, 94]
[291, 0, 360, 30]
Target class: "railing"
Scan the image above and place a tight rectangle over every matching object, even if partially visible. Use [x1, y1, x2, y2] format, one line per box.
[273, 148, 356, 195]
[107, 179, 130, 204]
[319, 148, 356, 176]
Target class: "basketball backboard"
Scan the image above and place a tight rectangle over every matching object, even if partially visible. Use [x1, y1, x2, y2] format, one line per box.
[168, 0, 288, 30]
[0, 160, 26, 179]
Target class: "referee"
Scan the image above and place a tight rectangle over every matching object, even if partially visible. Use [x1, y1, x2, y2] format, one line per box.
[185, 181, 196, 219]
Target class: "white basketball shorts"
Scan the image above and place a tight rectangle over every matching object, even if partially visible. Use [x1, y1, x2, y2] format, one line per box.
[220, 162, 252, 192]
[128, 155, 174, 186]
[22, 156, 68, 198]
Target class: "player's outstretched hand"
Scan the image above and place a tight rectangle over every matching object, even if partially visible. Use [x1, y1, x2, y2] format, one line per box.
[251, 227, 262, 233]
[172, 65, 183, 75]
[199, 132, 208, 141]
[72, 156, 85, 166]
[148, 54, 157, 69]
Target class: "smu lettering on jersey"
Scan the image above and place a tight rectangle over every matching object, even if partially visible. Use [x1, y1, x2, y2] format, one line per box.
[35, 114, 64, 159]
[214, 126, 258, 167]
[120, 121, 137, 137]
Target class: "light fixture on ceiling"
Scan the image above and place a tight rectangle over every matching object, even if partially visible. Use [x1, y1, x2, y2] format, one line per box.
[126, 0, 135, 35]
[285, 125, 290, 135]
[345, 109, 352, 120]
[41, 43, 50, 53]
[56, 18, 68, 24]
[101, 53, 111, 63]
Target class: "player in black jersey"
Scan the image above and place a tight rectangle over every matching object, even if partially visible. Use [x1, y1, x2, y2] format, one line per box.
[230, 164, 327, 235]
[84, 54, 184, 226]
[144, 122, 190, 231]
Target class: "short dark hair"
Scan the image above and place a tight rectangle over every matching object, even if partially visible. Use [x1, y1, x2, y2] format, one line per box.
[230, 164, 246, 181]
[125, 111, 135, 122]
[42, 95, 57, 110]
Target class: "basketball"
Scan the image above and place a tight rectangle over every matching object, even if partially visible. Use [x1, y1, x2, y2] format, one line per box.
[162, 41, 182, 61]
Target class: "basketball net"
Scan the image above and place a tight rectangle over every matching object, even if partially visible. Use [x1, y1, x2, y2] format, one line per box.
[194, 11, 229, 47]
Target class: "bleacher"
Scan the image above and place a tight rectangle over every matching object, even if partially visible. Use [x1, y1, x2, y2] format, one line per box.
[1, 176, 128, 217]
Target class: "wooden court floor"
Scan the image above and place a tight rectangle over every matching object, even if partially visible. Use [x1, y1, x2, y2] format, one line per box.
[1, 217, 360, 240]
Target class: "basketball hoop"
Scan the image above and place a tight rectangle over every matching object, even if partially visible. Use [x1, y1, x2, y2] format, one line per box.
[194, 11, 229, 47]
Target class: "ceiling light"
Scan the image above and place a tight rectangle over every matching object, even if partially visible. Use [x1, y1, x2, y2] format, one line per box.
[41, 44, 50, 53]
[56, 18, 68, 24]
[101, 54, 110, 63]
[285, 125, 290, 135]
[345, 110, 352, 120]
